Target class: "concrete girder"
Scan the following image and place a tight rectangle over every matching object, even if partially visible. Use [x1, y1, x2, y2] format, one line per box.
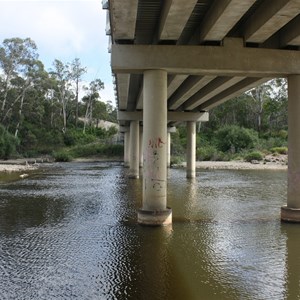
[110, 0, 138, 40]
[168, 76, 216, 110]
[280, 14, 300, 47]
[183, 76, 245, 111]
[167, 75, 189, 98]
[117, 111, 209, 122]
[244, 0, 300, 43]
[197, 77, 270, 111]
[116, 74, 130, 110]
[159, 0, 198, 40]
[199, 0, 256, 42]
[111, 39, 300, 77]
[136, 87, 143, 110]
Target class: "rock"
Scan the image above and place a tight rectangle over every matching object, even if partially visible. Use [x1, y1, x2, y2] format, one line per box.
[251, 160, 260, 164]
[20, 173, 29, 178]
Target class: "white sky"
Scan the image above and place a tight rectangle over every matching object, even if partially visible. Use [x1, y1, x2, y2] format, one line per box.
[0, 0, 115, 105]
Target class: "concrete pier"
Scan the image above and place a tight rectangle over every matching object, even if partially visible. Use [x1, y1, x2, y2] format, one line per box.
[186, 121, 196, 178]
[124, 131, 130, 168]
[129, 120, 139, 179]
[281, 75, 300, 222]
[138, 69, 172, 225]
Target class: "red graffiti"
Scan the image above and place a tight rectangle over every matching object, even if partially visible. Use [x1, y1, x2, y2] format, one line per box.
[148, 137, 165, 148]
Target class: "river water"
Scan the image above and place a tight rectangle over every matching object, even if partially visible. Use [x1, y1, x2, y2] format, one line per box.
[0, 162, 299, 300]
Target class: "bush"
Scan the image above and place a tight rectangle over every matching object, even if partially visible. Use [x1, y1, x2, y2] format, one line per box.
[53, 151, 73, 162]
[270, 147, 288, 154]
[215, 125, 258, 153]
[69, 143, 123, 158]
[244, 151, 263, 162]
[196, 145, 226, 161]
[0, 125, 19, 159]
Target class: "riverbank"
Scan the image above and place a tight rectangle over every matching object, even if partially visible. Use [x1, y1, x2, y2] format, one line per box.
[0, 154, 288, 173]
[178, 154, 288, 170]
[0, 158, 45, 173]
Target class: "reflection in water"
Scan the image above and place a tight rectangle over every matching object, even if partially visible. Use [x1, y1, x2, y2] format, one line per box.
[0, 163, 298, 299]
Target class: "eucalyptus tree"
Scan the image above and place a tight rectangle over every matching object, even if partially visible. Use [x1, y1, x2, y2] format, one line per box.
[0, 37, 46, 136]
[49, 59, 74, 133]
[82, 79, 104, 133]
[70, 58, 87, 128]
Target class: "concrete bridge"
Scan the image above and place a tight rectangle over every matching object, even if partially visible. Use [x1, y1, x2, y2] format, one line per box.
[103, 0, 300, 225]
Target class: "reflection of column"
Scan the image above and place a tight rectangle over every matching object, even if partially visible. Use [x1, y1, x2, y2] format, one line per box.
[167, 132, 171, 168]
[284, 225, 300, 299]
[139, 128, 143, 168]
[124, 131, 130, 168]
[129, 120, 139, 179]
[186, 121, 196, 178]
[281, 75, 300, 222]
[138, 69, 172, 225]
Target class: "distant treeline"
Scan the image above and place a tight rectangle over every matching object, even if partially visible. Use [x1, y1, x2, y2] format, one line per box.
[0, 37, 117, 159]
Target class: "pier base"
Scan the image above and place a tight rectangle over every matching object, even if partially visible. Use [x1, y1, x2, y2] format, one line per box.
[281, 206, 300, 223]
[138, 208, 172, 226]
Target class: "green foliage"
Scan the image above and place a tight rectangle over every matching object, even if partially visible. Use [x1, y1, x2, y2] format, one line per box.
[271, 147, 288, 155]
[63, 129, 96, 146]
[244, 151, 263, 162]
[69, 143, 123, 158]
[196, 145, 228, 161]
[215, 125, 258, 153]
[53, 150, 73, 162]
[0, 125, 19, 159]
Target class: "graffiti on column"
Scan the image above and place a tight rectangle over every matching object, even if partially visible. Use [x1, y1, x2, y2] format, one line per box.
[145, 137, 166, 192]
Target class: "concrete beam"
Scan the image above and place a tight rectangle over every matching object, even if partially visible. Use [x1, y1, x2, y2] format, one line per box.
[183, 76, 245, 110]
[198, 77, 270, 111]
[118, 111, 209, 122]
[159, 0, 198, 40]
[111, 40, 300, 77]
[280, 14, 300, 47]
[200, 0, 256, 42]
[244, 0, 300, 43]
[167, 75, 189, 98]
[116, 74, 130, 110]
[110, 0, 138, 40]
[169, 76, 216, 110]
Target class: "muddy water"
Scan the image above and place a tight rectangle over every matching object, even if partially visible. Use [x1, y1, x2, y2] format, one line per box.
[0, 162, 298, 300]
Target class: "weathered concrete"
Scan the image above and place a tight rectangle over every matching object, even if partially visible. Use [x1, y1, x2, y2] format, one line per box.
[124, 131, 130, 168]
[199, 0, 256, 42]
[282, 75, 300, 222]
[159, 0, 198, 40]
[138, 69, 172, 225]
[129, 121, 139, 178]
[186, 121, 196, 178]
[111, 41, 300, 77]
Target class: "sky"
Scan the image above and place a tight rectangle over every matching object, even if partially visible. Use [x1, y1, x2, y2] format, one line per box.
[0, 0, 114, 105]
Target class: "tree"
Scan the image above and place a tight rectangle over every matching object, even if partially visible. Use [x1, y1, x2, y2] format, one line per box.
[82, 79, 104, 133]
[70, 58, 86, 128]
[0, 38, 46, 137]
[49, 59, 74, 133]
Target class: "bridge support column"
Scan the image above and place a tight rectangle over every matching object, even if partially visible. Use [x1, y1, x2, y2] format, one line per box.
[282, 75, 300, 222]
[167, 132, 171, 168]
[124, 131, 130, 168]
[187, 121, 196, 178]
[138, 69, 172, 226]
[129, 120, 139, 179]
[139, 129, 143, 168]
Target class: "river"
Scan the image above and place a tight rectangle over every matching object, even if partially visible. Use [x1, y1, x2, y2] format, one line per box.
[0, 162, 299, 300]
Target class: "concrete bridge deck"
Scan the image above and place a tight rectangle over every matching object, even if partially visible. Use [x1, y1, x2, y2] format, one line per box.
[103, 0, 300, 225]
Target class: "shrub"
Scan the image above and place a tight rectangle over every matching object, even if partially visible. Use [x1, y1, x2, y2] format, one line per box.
[215, 125, 258, 153]
[244, 151, 263, 162]
[0, 125, 19, 159]
[53, 151, 73, 162]
[270, 147, 288, 154]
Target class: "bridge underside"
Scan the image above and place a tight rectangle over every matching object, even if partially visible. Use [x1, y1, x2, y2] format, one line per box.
[104, 0, 300, 225]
